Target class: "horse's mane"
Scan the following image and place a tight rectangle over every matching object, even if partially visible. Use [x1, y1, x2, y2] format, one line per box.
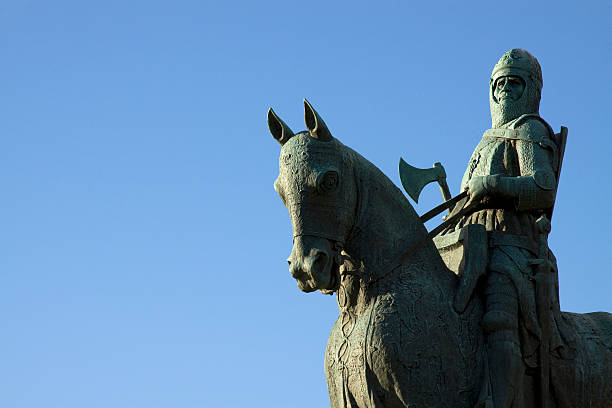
[345, 144, 420, 224]
[327, 139, 451, 286]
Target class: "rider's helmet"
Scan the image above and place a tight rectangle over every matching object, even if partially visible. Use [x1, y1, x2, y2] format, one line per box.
[490, 49, 543, 127]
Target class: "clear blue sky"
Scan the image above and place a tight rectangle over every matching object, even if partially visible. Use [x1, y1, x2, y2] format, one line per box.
[1, 1, 610, 407]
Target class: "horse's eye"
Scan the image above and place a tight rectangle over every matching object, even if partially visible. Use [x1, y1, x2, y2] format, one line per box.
[318, 171, 339, 193]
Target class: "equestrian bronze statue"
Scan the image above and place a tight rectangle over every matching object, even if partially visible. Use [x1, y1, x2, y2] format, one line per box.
[268, 49, 612, 408]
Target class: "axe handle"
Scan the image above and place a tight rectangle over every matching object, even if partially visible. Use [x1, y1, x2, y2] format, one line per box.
[420, 190, 468, 223]
[426, 196, 471, 239]
[438, 178, 452, 202]
[433, 162, 452, 202]
[374, 191, 468, 285]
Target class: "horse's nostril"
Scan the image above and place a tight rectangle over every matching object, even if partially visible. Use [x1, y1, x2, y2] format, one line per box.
[289, 263, 303, 279]
[313, 251, 328, 268]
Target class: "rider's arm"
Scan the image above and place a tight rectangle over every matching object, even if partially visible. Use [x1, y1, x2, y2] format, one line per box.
[469, 120, 557, 211]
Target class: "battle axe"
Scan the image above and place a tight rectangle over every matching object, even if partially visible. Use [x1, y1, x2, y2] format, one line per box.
[399, 158, 468, 227]
[399, 159, 453, 203]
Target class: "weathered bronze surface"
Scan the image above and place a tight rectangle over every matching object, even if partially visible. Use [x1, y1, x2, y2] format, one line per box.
[269, 50, 612, 407]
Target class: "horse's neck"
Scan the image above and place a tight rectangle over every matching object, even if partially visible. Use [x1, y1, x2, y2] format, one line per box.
[346, 156, 433, 273]
[338, 153, 449, 315]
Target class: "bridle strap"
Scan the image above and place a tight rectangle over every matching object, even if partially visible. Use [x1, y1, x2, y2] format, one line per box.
[369, 200, 471, 286]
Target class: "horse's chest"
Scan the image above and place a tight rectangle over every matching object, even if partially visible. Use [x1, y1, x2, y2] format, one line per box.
[325, 306, 373, 406]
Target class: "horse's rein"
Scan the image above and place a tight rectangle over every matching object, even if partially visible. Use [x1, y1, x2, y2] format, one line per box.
[368, 196, 472, 286]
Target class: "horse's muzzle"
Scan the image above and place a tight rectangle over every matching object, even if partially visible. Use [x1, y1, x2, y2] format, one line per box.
[287, 235, 338, 293]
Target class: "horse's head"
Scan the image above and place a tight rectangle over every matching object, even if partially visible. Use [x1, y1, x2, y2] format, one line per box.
[269, 100, 358, 294]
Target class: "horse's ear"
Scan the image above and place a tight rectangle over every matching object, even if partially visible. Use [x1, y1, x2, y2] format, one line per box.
[268, 108, 295, 146]
[304, 99, 333, 142]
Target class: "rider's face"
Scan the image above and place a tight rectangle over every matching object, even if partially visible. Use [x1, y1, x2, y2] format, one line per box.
[494, 75, 525, 102]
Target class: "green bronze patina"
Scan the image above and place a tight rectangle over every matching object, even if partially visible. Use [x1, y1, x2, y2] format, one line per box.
[269, 50, 612, 408]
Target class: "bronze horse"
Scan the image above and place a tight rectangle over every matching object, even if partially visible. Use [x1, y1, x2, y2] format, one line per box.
[269, 100, 612, 407]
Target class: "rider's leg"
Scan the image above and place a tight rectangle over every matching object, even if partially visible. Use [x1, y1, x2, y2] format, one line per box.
[482, 270, 523, 408]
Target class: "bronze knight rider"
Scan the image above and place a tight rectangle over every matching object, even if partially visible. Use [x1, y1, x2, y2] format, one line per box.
[446, 49, 573, 407]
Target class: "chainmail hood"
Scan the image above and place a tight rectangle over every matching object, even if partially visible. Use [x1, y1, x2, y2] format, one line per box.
[490, 49, 543, 127]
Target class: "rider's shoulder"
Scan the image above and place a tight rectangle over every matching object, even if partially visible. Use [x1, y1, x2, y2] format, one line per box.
[511, 114, 554, 143]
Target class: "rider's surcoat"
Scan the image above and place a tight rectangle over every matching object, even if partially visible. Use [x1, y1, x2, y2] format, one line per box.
[450, 113, 572, 368]
[456, 113, 558, 243]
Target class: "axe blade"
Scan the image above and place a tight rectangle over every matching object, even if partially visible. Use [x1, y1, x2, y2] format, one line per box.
[399, 158, 446, 203]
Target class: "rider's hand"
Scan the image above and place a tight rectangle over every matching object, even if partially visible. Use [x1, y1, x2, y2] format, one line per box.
[466, 176, 486, 203]
[464, 175, 498, 208]
[464, 174, 506, 209]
